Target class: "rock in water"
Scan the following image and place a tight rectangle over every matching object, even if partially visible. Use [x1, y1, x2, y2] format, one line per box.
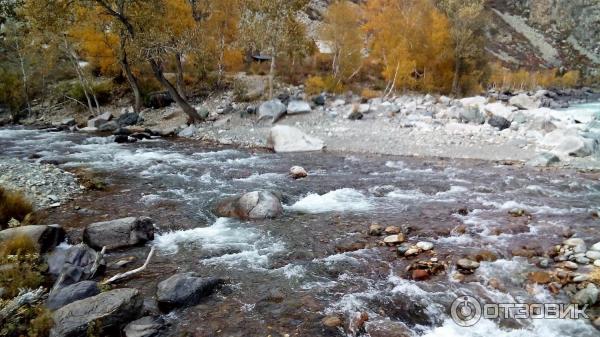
[526, 153, 560, 167]
[83, 217, 154, 250]
[287, 100, 312, 115]
[50, 288, 143, 337]
[156, 273, 224, 311]
[124, 316, 164, 337]
[289, 166, 308, 179]
[178, 125, 197, 138]
[457, 258, 480, 273]
[214, 191, 283, 220]
[87, 112, 113, 128]
[0, 225, 65, 253]
[258, 99, 287, 123]
[488, 115, 511, 130]
[509, 94, 541, 110]
[50, 244, 105, 288]
[268, 125, 325, 153]
[47, 281, 100, 310]
[117, 113, 140, 127]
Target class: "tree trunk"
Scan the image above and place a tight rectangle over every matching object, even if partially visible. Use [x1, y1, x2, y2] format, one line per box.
[119, 37, 142, 113]
[15, 40, 31, 118]
[269, 55, 276, 99]
[452, 57, 461, 96]
[174, 53, 186, 99]
[149, 59, 202, 124]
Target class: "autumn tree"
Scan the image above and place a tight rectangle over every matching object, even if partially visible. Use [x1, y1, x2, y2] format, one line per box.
[320, 0, 364, 84]
[239, 0, 311, 98]
[436, 0, 488, 95]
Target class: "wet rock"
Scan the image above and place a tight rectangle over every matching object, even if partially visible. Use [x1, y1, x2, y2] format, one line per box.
[348, 311, 369, 336]
[87, 112, 112, 128]
[555, 136, 596, 157]
[98, 121, 119, 132]
[117, 112, 139, 127]
[213, 191, 283, 220]
[258, 99, 287, 123]
[83, 216, 155, 251]
[178, 125, 197, 138]
[563, 238, 587, 253]
[156, 272, 224, 311]
[114, 127, 132, 136]
[130, 132, 152, 140]
[396, 243, 411, 256]
[488, 115, 511, 130]
[456, 258, 480, 273]
[526, 153, 560, 167]
[0, 225, 65, 253]
[416, 241, 434, 251]
[585, 251, 600, 260]
[335, 239, 366, 253]
[368, 224, 384, 236]
[528, 271, 552, 284]
[369, 185, 395, 197]
[383, 234, 405, 245]
[412, 269, 430, 281]
[404, 248, 420, 256]
[267, 125, 325, 153]
[287, 100, 311, 115]
[50, 244, 105, 288]
[509, 94, 541, 110]
[289, 166, 308, 179]
[384, 226, 401, 235]
[571, 284, 599, 306]
[51, 288, 142, 337]
[322, 315, 343, 328]
[124, 316, 164, 337]
[47, 281, 100, 310]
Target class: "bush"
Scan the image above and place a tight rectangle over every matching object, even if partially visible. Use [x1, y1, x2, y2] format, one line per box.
[487, 63, 582, 90]
[0, 235, 45, 299]
[304, 75, 344, 95]
[360, 88, 381, 100]
[0, 187, 33, 229]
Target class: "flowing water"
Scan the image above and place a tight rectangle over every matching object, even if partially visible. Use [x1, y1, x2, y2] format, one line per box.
[1, 125, 600, 337]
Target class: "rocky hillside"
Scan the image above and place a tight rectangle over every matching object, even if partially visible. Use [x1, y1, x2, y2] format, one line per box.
[303, 0, 600, 77]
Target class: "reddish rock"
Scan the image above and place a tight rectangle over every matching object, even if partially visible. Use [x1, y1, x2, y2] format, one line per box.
[412, 269, 431, 281]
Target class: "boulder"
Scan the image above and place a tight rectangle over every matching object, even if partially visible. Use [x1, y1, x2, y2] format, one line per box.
[178, 125, 197, 138]
[98, 121, 119, 132]
[83, 217, 154, 251]
[258, 99, 287, 123]
[458, 106, 485, 124]
[457, 258, 480, 273]
[124, 316, 164, 337]
[47, 281, 100, 310]
[459, 96, 487, 110]
[50, 288, 143, 337]
[117, 113, 140, 127]
[61, 118, 76, 126]
[509, 94, 541, 110]
[50, 244, 106, 288]
[289, 166, 308, 179]
[526, 153, 560, 167]
[287, 100, 312, 115]
[267, 125, 324, 153]
[483, 103, 516, 121]
[115, 135, 137, 144]
[347, 109, 364, 120]
[554, 136, 596, 157]
[0, 225, 65, 253]
[147, 92, 174, 109]
[156, 272, 224, 311]
[488, 115, 511, 130]
[571, 284, 599, 306]
[213, 191, 283, 220]
[313, 95, 326, 106]
[87, 112, 112, 128]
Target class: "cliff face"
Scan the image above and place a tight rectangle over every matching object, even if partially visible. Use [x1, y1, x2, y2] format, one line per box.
[305, 0, 600, 76]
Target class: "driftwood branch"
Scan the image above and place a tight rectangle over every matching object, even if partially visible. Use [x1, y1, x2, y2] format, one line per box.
[90, 246, 107, 278]
[0, 287, 45, 324]
[102, 246, 155, 285]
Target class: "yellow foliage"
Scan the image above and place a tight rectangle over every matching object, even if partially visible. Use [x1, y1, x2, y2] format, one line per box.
[0, 187, 33, 229]
[305, 75, 344, 95]
[488, 63, 581, 90]
[361, 88, 381, 100]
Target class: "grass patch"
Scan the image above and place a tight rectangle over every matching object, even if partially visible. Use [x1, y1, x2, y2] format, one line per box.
[0, 187, 33, 229]
[0, 235, 46, 299]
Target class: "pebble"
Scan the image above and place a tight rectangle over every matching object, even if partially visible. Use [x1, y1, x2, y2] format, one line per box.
[563, 261, 579, 270]
[595, 260, 600, 267]
[590, 242, 600, 252]
[576, 256, 591, 264]
[572, 274, 591, 283]
[322, 316, 343, 328]
[412, 269, 430, 281]
[586, 250, 600, 260]
[404, 248, 420, 256]
[368, 224, 383, 236]
[457, 258, 480, 271]
[384, 226, 401, 234]
[416, 241, 434, 251]
[383, 234, 405, 245]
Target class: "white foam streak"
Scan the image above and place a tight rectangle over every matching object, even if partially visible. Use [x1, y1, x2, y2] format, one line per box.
[286, 188, 373, 213]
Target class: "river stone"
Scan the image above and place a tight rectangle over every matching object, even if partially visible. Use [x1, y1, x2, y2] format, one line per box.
[124, 316, 164, 337]
[287, 100, 311, 115]
[526, 153, 560, 167]
[50, 288, 143, 337]
[83, 217, 154, 251]
[98, 121, 119, 132]
[214, 191, 283, 220]
[258, 99, 287, 123]
[586, 251, 600, 260]
[368, 224, 384, 236]
[383, 234, 405, 245]
[510, 94, 541, 110]
[289, 166, 308, 179]
[488, 115, 511, 130]
[156, 272, 224, 311]
[563, 238, 587, 253]
[590, 242, 600, 252]
[117, 112, 139, 127]
[47, 281, 100, 310]
[178, 125, 197, 138]
[571, 284, 599, 306]
[267, 125, 325, 153]
[416, 241, 434, 251]
[458, 106, 485, 124]
[554, 136, 596, 157]
[457, 258, 480, 271]
[50, 244, 105, 288]
[87, 112, 112, 128]
[0, 225, 65, 253]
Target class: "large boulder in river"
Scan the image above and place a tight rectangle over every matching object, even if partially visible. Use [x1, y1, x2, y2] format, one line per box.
[50, 288, 143, 337]
[267, 125, 325, 153]
[0, 225, 65, 253]
[258, 99, 287, 123]
[214, 191, 283, 220]
[83, 217, 154, 251]
[49, 244, 106, 288]
[156, 272, 224, 312]
[47, 281, 100, 310]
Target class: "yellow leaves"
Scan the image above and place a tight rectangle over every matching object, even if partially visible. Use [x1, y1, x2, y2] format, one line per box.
[488, 63, 582, 90]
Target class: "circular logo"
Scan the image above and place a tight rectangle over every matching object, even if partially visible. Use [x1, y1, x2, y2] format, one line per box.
[451, 296, 482, 327]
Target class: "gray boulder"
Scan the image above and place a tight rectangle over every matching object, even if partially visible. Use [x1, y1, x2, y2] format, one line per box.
[83, 217, 154, 251]
[555, 136, 596, 157]
[214, 191, 283, 220]
[287, 100, 312, 115]
[50, 244, 105, 288]
[526, 153, 560, 167]
[156, 272, 224, 311]
[47, 281, 100, 310]
[488, 115, 511, 130]
[61, 118, 76, 126]
[117, 113, 140, 127]
[258, 99, 287, 123]
[50, 288, 143, 337]
[87, 112, 112, 128]
[267, 125, 325, 153]
[458, 107, 485, 124]
[509, 94, 541, 110]
[571, 283, 599, 306]
[124, 316, 164, 337]
[0, 225, 65, 253]
[178, 125, 197, 138]
[98, 121, 119, 132]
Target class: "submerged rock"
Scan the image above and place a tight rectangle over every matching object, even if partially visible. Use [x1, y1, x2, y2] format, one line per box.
[124, 316, 165, 337]
[213, 191, 283, 220]
[0, 225, 65, 253]
[289, 166, 308, 179]
[50, 288, 143, 337]
[83, 217, 154, 250]
[267, 125, 325, 153]
[156, 272, 224, 311]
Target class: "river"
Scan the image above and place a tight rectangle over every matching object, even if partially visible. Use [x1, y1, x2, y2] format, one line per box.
[1, 110, 599, 336]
